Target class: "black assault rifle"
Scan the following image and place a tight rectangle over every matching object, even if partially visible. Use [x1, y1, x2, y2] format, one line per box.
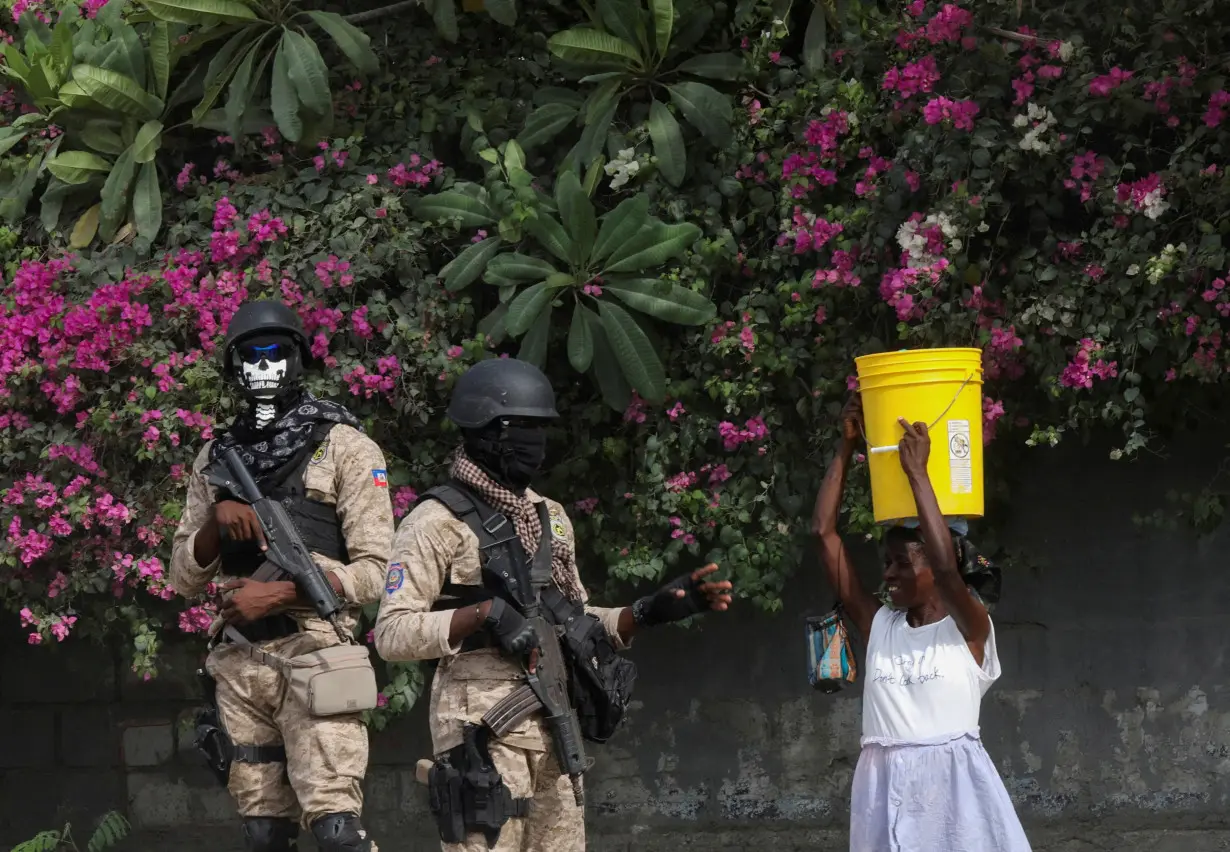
[205, 446, 350, 644]
[481, 507, 588, 806]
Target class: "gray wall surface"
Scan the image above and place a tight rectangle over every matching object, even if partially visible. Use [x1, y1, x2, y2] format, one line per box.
[5, 436, 1230, 851]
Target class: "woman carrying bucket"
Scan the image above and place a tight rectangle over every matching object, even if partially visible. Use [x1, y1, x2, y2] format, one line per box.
[812, 388, 1030, 851]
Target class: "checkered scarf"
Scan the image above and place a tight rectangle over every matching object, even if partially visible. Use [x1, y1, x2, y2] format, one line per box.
[452, 451, 585, 603]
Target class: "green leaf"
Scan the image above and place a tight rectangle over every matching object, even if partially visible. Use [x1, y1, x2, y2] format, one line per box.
[39, 178, 74, 234]
[602, 222, 700, 274]
[414, 191, 497, 227]
[591, 193, 650, 264]
[0, 130, 28, 156]
[281, 28, 331, 117]
[191, 29, 255, 124]
[597, 299, 665, 402]
[802, 3, 827, 76]
[518, 103, 577, 150]
[71, 65, 164, 119]
[570, 92, 618, 172]
[439, 236, 502, 291]
[98, 144, 136, 241]
[504, 139, 526, 172]
[46, 150, 112, 185]
[675, 52, 745, 81]
[548, 28, 642, 69]
[223, 34, 263, 140]
[0, 154, 42, 224]
[525, 214, 575, 266]
[583, 154, 606, 196]
[602, 277, 716, 325]
[270, 35, 302, 142]
[303, 11, 380, 76]
[518, 302, 552, 368]
[505, 282, 554, 337]
[567, 302, 593, 371]
[78, 120, 125, 155]
[666, 81, 732, 147]
[484, 0, 517, 25]
[431, 0, 459, 43]
[487, 252, 558, 281]
[50, 19, 73, 71]
[648, 99, 685, 187]
[556, 170, 596, 261]
[113, 19, 148, 90]
[648, 0, 673, 56]
[132, 159, 162, 239]
[133, 120, 163, 164]
[150, 22, 172, 101]
[141, 0, 258, 24]
[595, 0, 640, 47]
[583, 306, 631, 411]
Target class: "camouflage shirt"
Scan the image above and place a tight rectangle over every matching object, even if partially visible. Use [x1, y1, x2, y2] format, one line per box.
[373, 489, 629, 753]
[169, 423, 395, 635]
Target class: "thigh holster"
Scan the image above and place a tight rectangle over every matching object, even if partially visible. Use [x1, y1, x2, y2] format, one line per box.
[427, 724, 530, 849]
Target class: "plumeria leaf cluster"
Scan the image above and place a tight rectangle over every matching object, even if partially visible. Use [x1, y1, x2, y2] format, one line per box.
[418, 140, 715, 407]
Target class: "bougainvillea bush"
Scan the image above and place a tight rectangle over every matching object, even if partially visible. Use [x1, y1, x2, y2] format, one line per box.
[5, 0, 1230, 725]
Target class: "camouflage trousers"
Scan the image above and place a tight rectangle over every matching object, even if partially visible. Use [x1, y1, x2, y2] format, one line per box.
[441, 741, 585, 852]
[207, 628, 375, 843]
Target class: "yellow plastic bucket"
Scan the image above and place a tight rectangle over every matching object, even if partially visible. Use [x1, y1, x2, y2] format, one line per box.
[854, 347, 984, 524]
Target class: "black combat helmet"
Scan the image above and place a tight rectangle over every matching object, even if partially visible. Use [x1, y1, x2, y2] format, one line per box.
[220, 299, 312, 368]
[446, 358, 560, 429]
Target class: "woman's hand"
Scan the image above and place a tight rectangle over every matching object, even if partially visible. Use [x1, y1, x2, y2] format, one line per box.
[840, 394, 865, 446]
[897, 417, 930, 479]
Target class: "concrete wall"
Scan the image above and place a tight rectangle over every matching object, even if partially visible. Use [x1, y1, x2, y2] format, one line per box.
[5, 436, 1230, 851]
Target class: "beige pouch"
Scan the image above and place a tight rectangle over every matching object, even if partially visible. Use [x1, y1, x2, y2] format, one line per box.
[224, 626, 378, 717]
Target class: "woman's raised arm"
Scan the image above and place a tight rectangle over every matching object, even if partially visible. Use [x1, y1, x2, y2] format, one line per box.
[811, 395, 881, 640]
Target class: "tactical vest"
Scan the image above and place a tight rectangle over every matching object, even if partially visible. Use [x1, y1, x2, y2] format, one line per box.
[216, 423, 349, 641]
[420, 480, 638, 743]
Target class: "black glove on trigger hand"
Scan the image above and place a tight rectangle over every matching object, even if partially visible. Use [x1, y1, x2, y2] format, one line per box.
[484, 598, 540, 656]
[632, 571, 706, 627]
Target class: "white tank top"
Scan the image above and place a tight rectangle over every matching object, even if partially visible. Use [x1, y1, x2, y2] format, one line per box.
[860, 606, 1000, 745]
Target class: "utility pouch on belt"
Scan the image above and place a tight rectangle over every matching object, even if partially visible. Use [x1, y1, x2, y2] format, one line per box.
[223, 625, 378, 716]
[806, 602, 857, 694]
[426, 723, 529, 848]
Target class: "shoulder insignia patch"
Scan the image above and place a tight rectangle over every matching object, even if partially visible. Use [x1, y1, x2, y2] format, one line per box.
[372, 469, 388, 487]
[385, 563, 405, 594]
[550, 513, 567, 541]
[310, 442, 329, 465]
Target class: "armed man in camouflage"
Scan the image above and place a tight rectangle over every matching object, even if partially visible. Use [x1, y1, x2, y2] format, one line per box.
[373, 357, 733, 851]
[170, 300, 394, 852]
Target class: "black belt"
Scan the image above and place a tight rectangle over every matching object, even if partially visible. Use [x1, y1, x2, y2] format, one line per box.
[225, 613, 300, 644]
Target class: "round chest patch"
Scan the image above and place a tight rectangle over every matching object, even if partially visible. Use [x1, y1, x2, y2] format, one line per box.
[309, 442, 329, 465]
[550, 515, 567, 540]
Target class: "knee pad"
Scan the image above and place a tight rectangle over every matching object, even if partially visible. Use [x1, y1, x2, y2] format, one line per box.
[310, 812, 372, 852]
[242, 816, 298, 852]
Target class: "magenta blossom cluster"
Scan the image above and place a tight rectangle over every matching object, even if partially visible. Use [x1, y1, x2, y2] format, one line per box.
[1059, 339, 1119, 389]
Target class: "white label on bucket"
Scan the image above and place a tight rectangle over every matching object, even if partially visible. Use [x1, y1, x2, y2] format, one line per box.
[947, 419, 973, 495]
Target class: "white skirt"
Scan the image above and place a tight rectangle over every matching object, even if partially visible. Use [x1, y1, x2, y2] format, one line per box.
[849, 732, 1032, 852]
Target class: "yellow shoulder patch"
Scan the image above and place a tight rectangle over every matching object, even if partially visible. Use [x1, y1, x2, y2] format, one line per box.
[549, 513, 567, 541]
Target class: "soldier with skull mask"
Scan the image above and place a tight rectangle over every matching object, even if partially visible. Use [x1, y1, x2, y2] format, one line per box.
[170, 299, 394, 852]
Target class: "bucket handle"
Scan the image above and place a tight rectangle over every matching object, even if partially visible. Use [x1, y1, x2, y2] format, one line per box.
[864, 372, 975, 455]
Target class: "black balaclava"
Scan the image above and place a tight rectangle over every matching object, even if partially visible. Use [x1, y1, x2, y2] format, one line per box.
[228, 332, 304, 430]
[463, 418, 549, 492]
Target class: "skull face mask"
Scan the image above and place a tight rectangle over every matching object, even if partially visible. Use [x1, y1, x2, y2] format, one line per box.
[230, 333, 302, 429]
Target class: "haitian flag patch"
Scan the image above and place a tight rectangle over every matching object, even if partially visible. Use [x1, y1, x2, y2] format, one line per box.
[372, 469, 388, 488]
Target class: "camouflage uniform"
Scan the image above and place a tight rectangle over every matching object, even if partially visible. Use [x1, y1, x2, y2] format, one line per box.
[373, 492, 627, 851]
[170, 423, 393, 838]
